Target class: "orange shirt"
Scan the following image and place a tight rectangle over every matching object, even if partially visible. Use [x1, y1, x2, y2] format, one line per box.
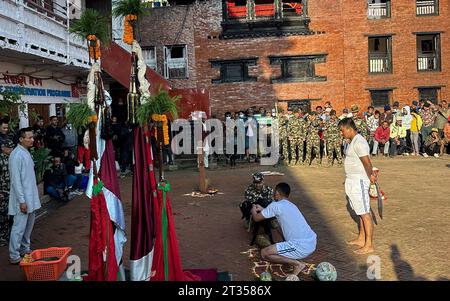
[444, 123, 450, 139]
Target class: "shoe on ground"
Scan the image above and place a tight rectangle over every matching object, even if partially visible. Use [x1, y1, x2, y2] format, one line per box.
[10, 258, 22, 265]
[19, 250, 32, 257]
[74, 189, 84, 195]
[422, 153, 429, 158]
[434, 153, 440, 158]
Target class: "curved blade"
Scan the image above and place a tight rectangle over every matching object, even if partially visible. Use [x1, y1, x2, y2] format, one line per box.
[375, 182, 383, 219]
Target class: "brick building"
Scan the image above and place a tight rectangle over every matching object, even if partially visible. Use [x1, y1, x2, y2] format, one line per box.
[139, 0, 449, 117]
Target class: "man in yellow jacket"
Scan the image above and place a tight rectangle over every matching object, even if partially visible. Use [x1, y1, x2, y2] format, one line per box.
[389, 118, 407, 157]
[410, 111, 423, 156]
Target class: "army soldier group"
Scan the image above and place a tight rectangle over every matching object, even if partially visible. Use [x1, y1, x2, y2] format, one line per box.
[277, 105, 368, 167]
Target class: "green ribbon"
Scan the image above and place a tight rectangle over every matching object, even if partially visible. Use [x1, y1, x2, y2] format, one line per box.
[92, 180, 104, 196]
[157, 180, 171, 281]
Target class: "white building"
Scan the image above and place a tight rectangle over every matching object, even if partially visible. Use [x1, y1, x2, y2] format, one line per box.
[0, 0, 90, 128]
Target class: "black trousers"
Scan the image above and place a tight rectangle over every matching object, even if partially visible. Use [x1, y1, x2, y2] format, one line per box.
[425, 144, 440, 156]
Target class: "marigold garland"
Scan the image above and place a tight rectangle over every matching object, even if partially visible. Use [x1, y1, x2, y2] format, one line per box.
[89, 114, 98, 124]
[152, 114, 169, 145]
[87, 35, 101, 60]
[123, 14, 137, 45]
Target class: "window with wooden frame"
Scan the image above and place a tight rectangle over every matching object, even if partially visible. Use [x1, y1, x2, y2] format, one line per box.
[269, 54, 327, 83]
[210, 58, 258, 84]
[370, 89, 392, 107]
[163, 45, 188, 79]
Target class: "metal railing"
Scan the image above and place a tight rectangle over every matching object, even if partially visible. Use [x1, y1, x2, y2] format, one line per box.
[416, 0, 438, 15]
[226, 0, 307, 21]
[417, 55, 438, 71]
[369, 55, 391, 73]
[25, 0, 68, 24]
[368, 2, 390, 18]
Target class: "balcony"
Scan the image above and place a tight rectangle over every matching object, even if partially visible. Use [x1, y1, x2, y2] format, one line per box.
[417, 55, 439, 71]
[368, 1, 390, 19]
[369, 55, 391, 73]
[416, 0, 438, 16]
[25, 0, 67, 25]
[0, 0, 89, 69]
[221, 0, 310, 39]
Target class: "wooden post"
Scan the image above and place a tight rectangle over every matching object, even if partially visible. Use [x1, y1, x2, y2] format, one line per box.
[198, 139, 207, 194]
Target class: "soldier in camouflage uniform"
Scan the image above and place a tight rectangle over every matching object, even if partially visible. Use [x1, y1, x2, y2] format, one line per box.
[305, 112, 322, 166]
[288, 110, 307, 165]
[278, 111, 290, 165]
[240, 172, 277, 229]
[243, 172, 274, 205]
[351, 105, 370, 141]
[0, 139, 14, 246]
[323, 110, 343, 167]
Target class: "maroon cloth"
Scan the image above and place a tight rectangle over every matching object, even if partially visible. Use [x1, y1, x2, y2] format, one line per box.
[84, 179, 118, 281]
[130, 127, 155, 262]
[150, 189, 201, 281]
[131, 127, 200, 281]
[374, 126, 390, 142]
[184, 269, 218, 281]
[99, 140, 121, 199]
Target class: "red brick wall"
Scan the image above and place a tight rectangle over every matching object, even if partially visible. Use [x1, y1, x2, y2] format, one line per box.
[141, 0, 450, 118]
[140, 5, 197, 89]
[342, 0, 450, 112]
[193, 0, 346, 117]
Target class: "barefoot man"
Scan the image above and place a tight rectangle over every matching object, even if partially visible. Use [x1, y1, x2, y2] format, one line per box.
[251, 183, 317, 275]
[339, 118, 377, 254]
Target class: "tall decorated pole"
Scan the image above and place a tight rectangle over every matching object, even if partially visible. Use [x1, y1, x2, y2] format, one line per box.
[114, 0, 197, 281]
[69, 8, 126, 281]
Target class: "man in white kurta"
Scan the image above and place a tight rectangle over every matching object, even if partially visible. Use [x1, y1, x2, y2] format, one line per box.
[8, 128, 41, 264]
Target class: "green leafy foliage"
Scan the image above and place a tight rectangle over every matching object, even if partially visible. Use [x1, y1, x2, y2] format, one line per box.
[65, 102, 94, 131]
[112, 0, 151, 19]
[136, 88, 181, 126]
[30, 147, 52, 184]
[69, 8, 111, 45]
[0, 90, 26, 131]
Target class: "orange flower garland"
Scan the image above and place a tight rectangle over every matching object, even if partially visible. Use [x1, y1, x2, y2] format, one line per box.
[123, 14, 137, 45]
[89, 114, 98, 124]
[87, 35, 101, 60]
[152, 114, 169, 145]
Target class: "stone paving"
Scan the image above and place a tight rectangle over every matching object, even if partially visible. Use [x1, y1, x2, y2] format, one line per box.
[0, 155, 449, 281]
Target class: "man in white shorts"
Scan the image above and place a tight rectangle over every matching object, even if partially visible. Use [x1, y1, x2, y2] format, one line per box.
[339, 118, 377, 254]
[251, 182, 317, 275]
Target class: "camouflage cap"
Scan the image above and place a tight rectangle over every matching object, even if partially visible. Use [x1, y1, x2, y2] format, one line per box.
[252, 172, 264, 183]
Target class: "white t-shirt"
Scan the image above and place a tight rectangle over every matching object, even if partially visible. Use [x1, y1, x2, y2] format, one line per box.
[261, 199, 317, 244]
[344, 134, 370, 180]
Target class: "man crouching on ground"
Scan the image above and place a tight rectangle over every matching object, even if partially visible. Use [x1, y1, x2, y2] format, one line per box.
[251, 183, 317, 275]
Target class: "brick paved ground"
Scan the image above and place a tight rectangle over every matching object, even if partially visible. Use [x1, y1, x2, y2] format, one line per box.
[0, 156, 449, 281]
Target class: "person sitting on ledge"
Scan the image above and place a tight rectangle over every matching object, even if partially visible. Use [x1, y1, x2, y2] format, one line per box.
[43, 156, 70, 202]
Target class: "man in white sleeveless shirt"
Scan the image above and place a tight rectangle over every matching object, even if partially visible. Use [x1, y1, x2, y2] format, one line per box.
[339, 118, 377, 254]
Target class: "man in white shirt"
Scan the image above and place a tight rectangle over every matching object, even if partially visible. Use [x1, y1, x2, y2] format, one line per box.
[338, 118, 377, 254]
[251, 182, 317, 275]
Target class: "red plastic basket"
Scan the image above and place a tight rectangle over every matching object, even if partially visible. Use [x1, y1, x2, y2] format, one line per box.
[20, 247, 72, 281]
